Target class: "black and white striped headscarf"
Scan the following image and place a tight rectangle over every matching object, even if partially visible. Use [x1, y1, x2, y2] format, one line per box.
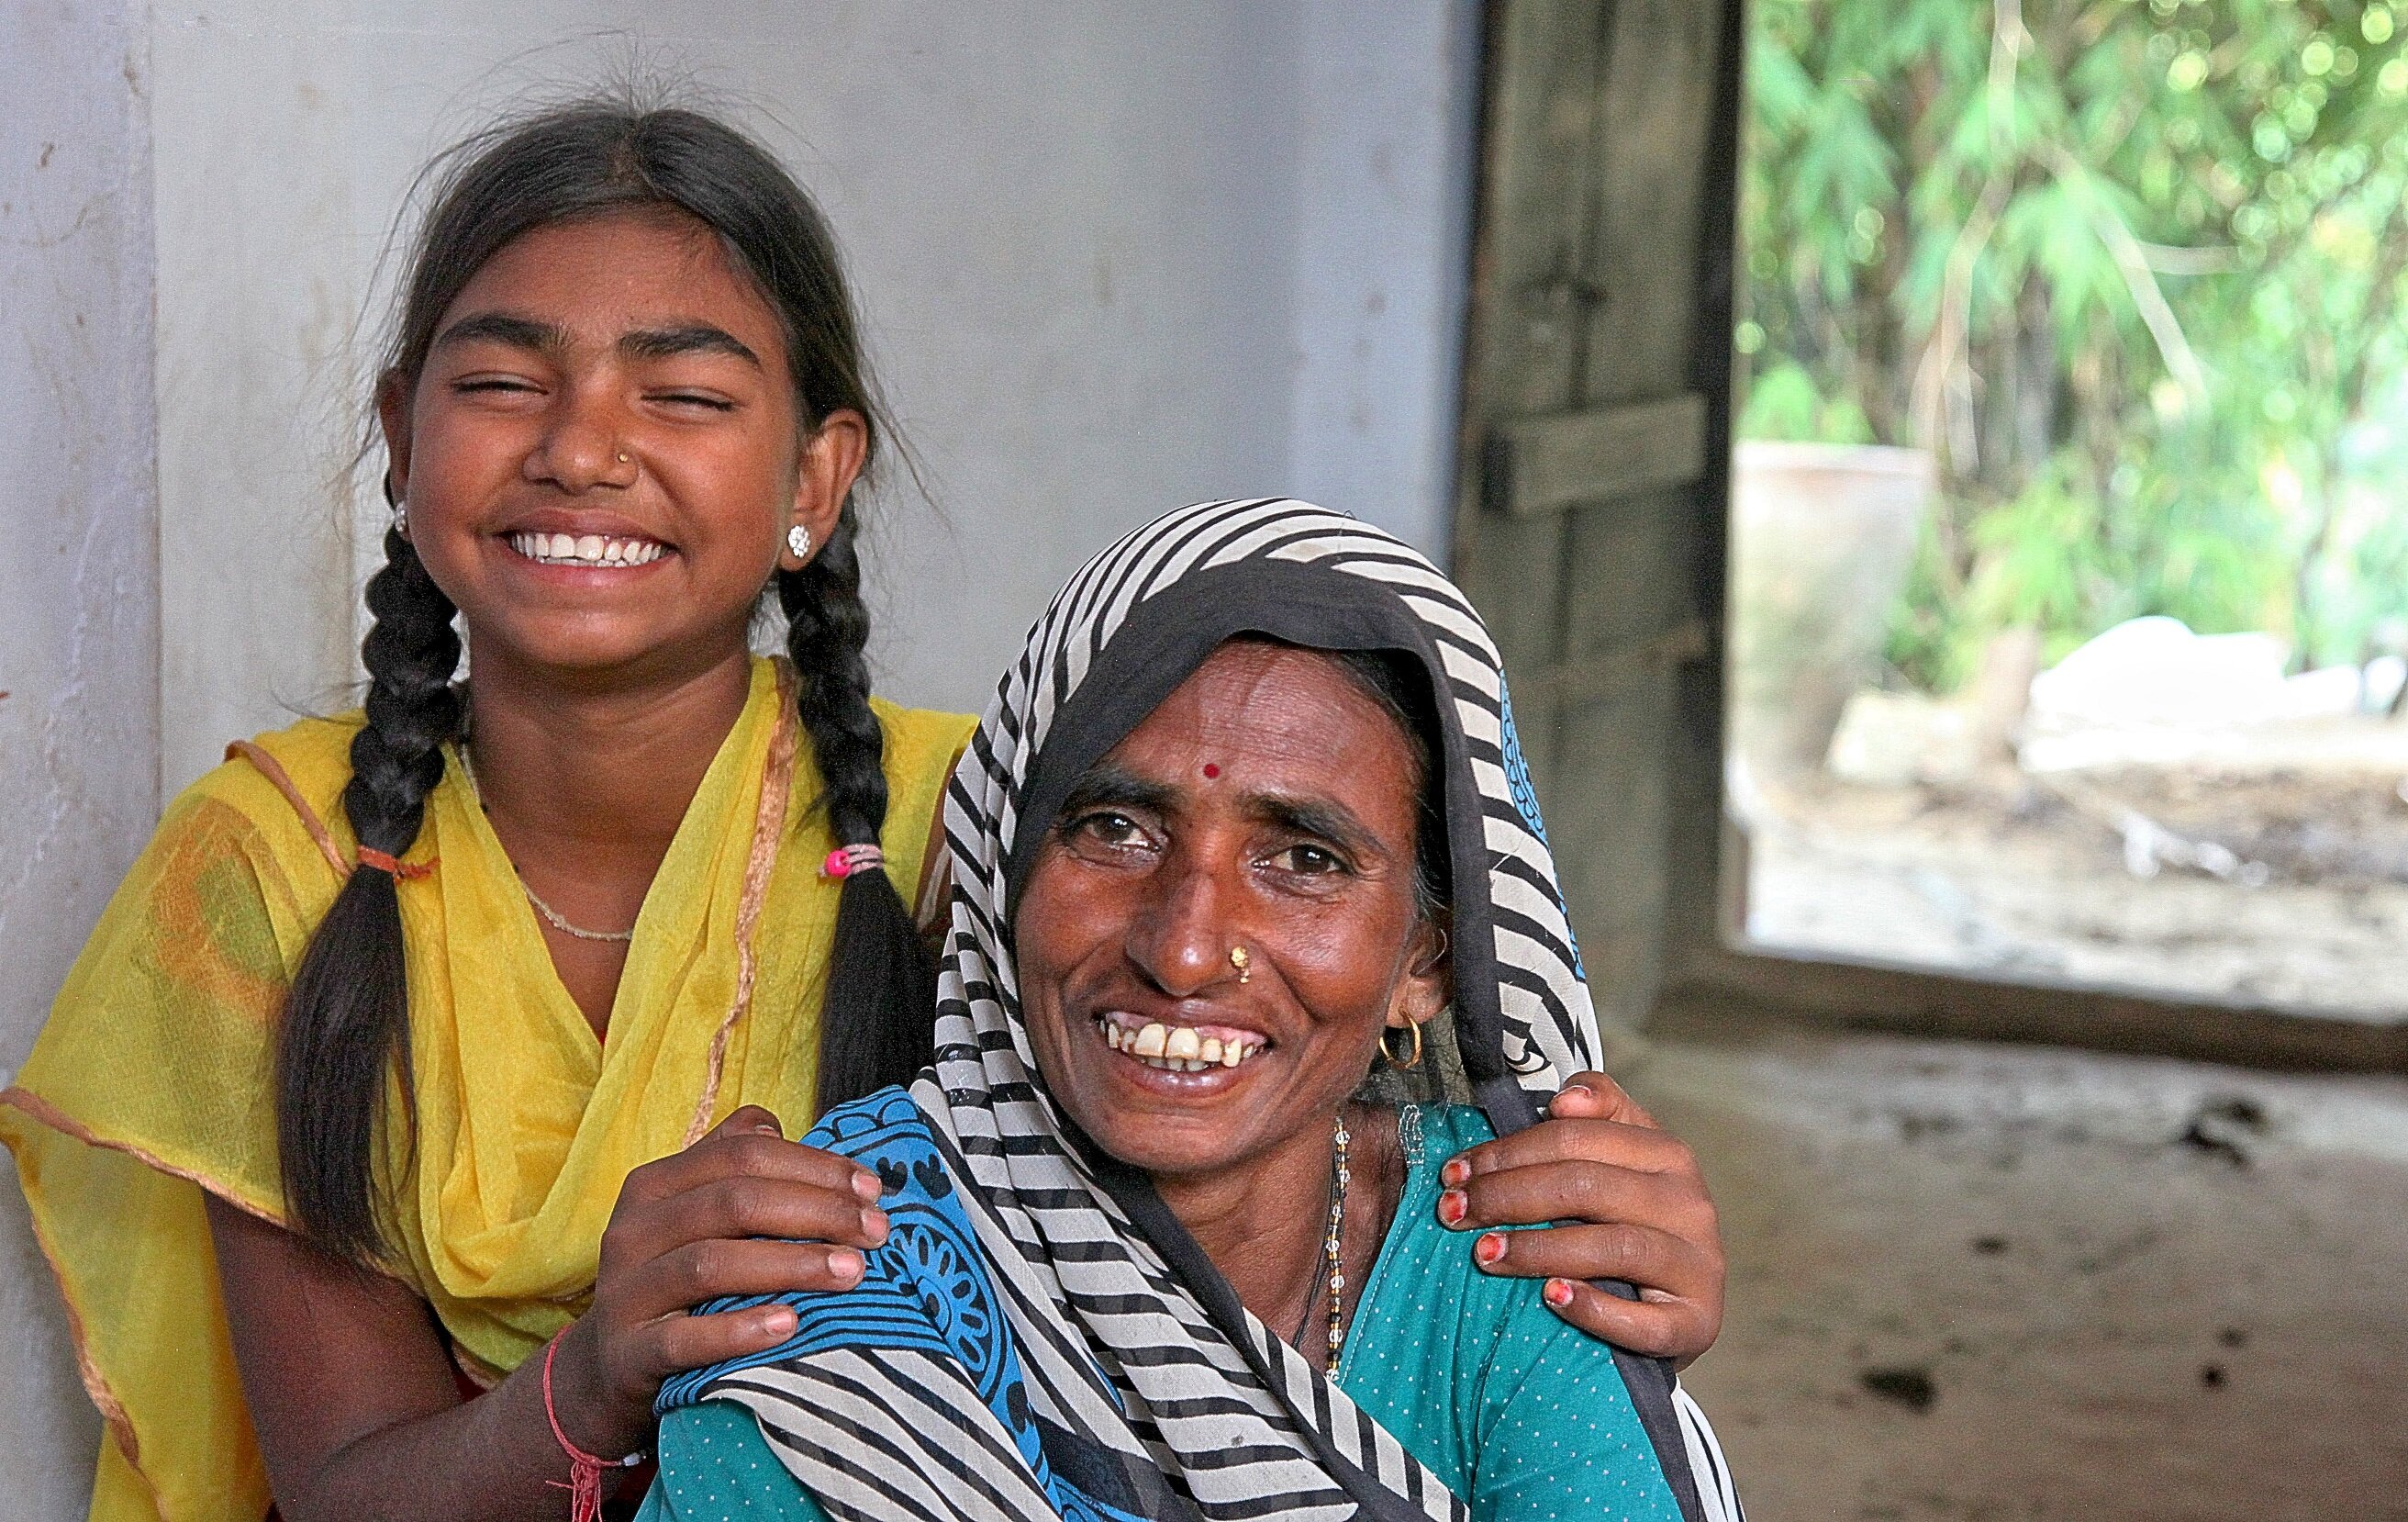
[697, 500, 1738, 1522]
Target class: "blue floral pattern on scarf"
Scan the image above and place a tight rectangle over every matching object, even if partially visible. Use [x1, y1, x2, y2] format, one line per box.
[1498, 682, 1548, 849]
[657, 1091, 1146, 1522]
[1498, 682, 1585, 981]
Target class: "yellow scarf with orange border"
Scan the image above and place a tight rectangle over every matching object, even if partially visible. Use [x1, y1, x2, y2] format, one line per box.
[0, 656, 973, 1522]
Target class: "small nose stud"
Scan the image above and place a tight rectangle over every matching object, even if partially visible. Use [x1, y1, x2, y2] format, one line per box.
[1229, 946, 1251, 984]
[615, 450, 631, 464]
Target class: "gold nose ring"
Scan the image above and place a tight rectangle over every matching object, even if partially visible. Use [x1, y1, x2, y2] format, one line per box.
[1229, 946, 1251, 983]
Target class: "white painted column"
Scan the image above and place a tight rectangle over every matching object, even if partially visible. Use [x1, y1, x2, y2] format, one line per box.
[0, 1, 160, 1514]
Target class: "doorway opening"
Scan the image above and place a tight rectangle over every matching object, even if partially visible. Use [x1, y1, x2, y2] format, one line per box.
[1726, 0, 2408, 1024]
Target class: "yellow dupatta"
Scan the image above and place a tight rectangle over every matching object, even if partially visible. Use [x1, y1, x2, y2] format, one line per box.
[0, 656, 974, 1522]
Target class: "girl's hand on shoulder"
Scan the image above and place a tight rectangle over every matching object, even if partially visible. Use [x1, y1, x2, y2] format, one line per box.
[557, 1105, 888, 1454]
[1435, 1074, 1724, 1369]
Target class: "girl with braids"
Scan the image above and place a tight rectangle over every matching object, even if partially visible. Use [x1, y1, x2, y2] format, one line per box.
[1, 101, 1728, 1522]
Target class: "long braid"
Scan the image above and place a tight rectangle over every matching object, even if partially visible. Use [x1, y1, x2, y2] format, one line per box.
[784, 502, 932, 1110]
[784, 501, 886, 845]
[274, 524, 462, 1262]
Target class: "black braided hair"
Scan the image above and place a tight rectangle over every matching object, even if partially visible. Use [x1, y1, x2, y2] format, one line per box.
[278, 96, 920, 1263]
[786, 502, 937, 1112]
[275, 523, 461, 1261]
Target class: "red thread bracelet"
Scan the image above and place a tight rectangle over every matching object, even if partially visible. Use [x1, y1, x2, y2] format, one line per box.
[541, 1337, 645, 1522]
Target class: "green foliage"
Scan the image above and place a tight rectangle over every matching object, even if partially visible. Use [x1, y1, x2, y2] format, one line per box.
[1742, 0, 2408, 686]
[1736, 361, 1878, 442]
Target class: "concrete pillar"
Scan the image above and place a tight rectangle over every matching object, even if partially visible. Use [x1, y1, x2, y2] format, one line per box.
[0, 1, 161, 1514]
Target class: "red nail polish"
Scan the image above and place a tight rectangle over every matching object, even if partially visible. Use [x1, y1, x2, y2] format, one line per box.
[1437, 1190, 1466, 1226]
[1474, 1232, 1507, 1267]
[1544, 1278, 1575, 1308]
[1440, 1158, 1470, 1188]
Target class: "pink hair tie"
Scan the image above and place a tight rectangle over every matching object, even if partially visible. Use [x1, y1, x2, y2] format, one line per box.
[823, 844, 886, 879]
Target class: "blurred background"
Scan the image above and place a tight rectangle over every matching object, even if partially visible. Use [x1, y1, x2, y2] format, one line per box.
[1731, 0, 2408, 1024]
[5, 2, 2405, 1518]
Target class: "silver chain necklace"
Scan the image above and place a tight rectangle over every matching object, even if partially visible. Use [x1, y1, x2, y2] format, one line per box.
[453, 744, 637, 944]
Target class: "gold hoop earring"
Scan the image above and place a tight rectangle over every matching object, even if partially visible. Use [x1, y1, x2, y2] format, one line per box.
[1382, 1019, 1424, 1069]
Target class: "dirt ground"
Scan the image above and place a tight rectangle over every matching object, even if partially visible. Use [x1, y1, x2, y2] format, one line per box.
[1740, 761, 2408, 1019]
[1630, 1018, 2408, 1520]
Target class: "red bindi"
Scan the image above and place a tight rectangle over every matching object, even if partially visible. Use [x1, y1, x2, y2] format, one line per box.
[1201, 763, 1221, 779]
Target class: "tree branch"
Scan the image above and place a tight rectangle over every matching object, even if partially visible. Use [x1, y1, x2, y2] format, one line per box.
[2041, 141, 2210, 412]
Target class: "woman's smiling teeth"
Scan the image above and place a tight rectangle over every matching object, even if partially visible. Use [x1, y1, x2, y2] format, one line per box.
[507, 531, 668, 566]
[1096, 1013, 1265, 1072]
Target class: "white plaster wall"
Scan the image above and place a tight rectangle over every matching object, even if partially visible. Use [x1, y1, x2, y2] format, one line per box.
[0, 2, 159, 1516]
[1287, 0, 1481, 553]
[149, 0, 1482, 789]
[151, 5, 375, 789]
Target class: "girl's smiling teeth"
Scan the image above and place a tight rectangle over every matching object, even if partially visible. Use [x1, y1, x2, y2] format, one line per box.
[506, 530, 669, 566]
[1096, 1013, 1266, 1072]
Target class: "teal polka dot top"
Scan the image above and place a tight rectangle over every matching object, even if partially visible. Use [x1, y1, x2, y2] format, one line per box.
[635, 1106, 1684, 1522]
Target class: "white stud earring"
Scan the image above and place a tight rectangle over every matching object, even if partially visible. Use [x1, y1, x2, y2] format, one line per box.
[392, 504, 409, 540]
[786, 524, 813, 561]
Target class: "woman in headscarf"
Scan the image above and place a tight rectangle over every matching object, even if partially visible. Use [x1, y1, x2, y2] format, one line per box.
[635, 498, 1743, 1522]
